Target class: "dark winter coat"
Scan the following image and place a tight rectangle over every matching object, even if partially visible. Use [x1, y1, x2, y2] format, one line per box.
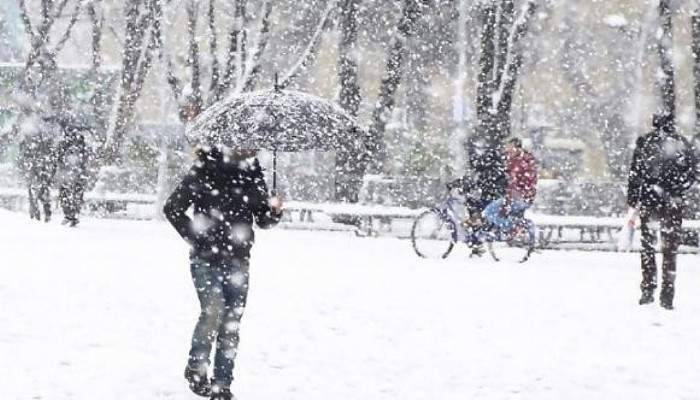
[164, 151, 282, 261]
[627, 130, 697, 210]
[18, 131, 57, 188]
[470, 148, 507, 205]
[55, 129, 88, 188]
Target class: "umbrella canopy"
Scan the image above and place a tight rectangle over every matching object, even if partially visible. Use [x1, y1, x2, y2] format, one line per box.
[186, 89, 367, 154]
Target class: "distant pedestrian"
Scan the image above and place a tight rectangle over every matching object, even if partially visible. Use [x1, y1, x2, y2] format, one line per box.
[164, 145, 283, 400]
[627, 113, 697, 310]
[56, 125, 88, 226]
[18, 118, 58, 222]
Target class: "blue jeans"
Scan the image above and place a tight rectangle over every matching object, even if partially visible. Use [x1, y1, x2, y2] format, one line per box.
[483, 198, 531, 235]
[188, 256, 250, 388]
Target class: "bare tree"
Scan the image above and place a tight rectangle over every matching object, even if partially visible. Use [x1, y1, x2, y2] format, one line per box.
[278, 0, 336, 90]
[14, 0, 88, 94]
[366, 0, 428, 173]
[657, 0, 676, 119]
[162, 0, 275, 123]
[86, 1, 109, 135]
[100, 0, 162, 164]
[473, 0, 536, 154]
[334, 0, 362, 202]
[693, 7, 700, 136]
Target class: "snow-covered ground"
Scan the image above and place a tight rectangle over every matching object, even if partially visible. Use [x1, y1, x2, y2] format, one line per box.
[2, 209, 700, 400]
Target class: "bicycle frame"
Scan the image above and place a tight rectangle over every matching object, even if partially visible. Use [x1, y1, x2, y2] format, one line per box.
[431, 191, 471, 244]
[432, 190, 535, 247]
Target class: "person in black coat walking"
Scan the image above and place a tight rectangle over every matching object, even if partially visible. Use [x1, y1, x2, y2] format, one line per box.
[56, 126, 88, 226]
[18, 119, 58, 223]
[164, 145, 283, 400]
[627, 113, 697, 310]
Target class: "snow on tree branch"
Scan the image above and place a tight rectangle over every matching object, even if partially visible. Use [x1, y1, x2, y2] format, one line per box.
[278, 0, 337, 90]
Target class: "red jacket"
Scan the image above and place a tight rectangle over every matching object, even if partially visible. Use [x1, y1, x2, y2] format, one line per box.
[506, 150, 538, 203]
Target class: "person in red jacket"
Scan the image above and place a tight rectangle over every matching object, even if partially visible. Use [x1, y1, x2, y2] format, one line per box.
[505, 137, 538, 205]
[483, 137, 538, 235]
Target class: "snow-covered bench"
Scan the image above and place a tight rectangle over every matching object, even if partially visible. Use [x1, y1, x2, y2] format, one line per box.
[282, 201, 423, 236]
[2, 186, 699, 251]
[0, 187, 157, 218]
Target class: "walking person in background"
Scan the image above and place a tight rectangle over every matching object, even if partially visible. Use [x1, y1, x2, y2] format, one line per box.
[56, 124, 89, 227]
[627, 113, 696, 310]
[164, 145, 283, 400]
[18, 117, 58, 222]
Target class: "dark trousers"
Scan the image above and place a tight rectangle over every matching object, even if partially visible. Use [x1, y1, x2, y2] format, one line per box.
[188, 255, 250, 389]
[639, 200, 682, 299]
[28, 185, 51, 222]
[59, 183, 85, 221]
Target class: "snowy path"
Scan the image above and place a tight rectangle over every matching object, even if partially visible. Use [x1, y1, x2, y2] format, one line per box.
[1, 210, 700, 400]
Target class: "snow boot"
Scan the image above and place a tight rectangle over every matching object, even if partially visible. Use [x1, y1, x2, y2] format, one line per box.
[469, 245, 485, 258]
[638, 290, 654, 305]
[184, 366, 211, 397]
[210, 386, 234, 400]
[660, 285, 674, 310]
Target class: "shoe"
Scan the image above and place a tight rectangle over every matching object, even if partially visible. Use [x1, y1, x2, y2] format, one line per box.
[660, 299, 674, 310]
[638, 291, 654, 305]
[469, 245, 485, 258]
[184, 365, 211, 397]
[660, 285, 674, 310]
[62, 217, 79, 227]
[210, 386, 234, 400]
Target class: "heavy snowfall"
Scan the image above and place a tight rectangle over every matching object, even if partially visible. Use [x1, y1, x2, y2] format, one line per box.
[2, 0, 700, 399]
[3, 210, 700, 400]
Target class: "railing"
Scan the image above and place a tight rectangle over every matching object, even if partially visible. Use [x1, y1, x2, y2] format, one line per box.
[2, 187, 699, 253]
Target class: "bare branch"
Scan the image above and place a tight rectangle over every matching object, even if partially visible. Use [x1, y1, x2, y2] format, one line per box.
[52, 0, 87, 54]
[186, 0, 203, 110]
[278, 0, 336, 89]
[17, 0, 36, 40]
[217, 0, 247, 98]
[239, 0, 273, 93]
[133, 22, 159, 96]
[491, 0, 536, 114]
[53, 0, 71, 20]
[87, 1, 104, 70]
[108, 24, 125, 48]
[207, 0, 221, 98]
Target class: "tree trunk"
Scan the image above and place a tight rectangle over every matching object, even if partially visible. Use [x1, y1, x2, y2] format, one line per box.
[692, 8, 700, 135]
[450, 0, 470, 173]
[657, 0, 676, 119]
[473, 0, 536, 161]
[102, 0, 160, 164]
[367, 0, 426, 173]
[279, 0, 335, 90]
[335, 0, 362, 202]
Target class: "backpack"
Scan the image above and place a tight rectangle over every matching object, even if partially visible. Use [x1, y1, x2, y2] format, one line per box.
[644, 133, 696, 196]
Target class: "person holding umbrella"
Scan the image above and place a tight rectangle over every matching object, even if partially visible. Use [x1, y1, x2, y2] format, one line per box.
[164, 144, 283, 400]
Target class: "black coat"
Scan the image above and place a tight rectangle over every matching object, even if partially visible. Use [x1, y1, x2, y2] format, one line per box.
[55, 130, 88, 188]
[627, 130, 697, 210]
[164, 154, 281, 261]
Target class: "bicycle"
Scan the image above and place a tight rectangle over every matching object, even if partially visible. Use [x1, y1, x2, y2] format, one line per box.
[411, 187, 537, 263]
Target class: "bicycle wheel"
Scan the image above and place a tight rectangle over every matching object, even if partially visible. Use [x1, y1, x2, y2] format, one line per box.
[411, 210, 457, 259]
[487, 219, 536, 263]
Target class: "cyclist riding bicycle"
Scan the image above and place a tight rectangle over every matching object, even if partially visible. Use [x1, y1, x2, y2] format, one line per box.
[483, 137, 538, 238]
